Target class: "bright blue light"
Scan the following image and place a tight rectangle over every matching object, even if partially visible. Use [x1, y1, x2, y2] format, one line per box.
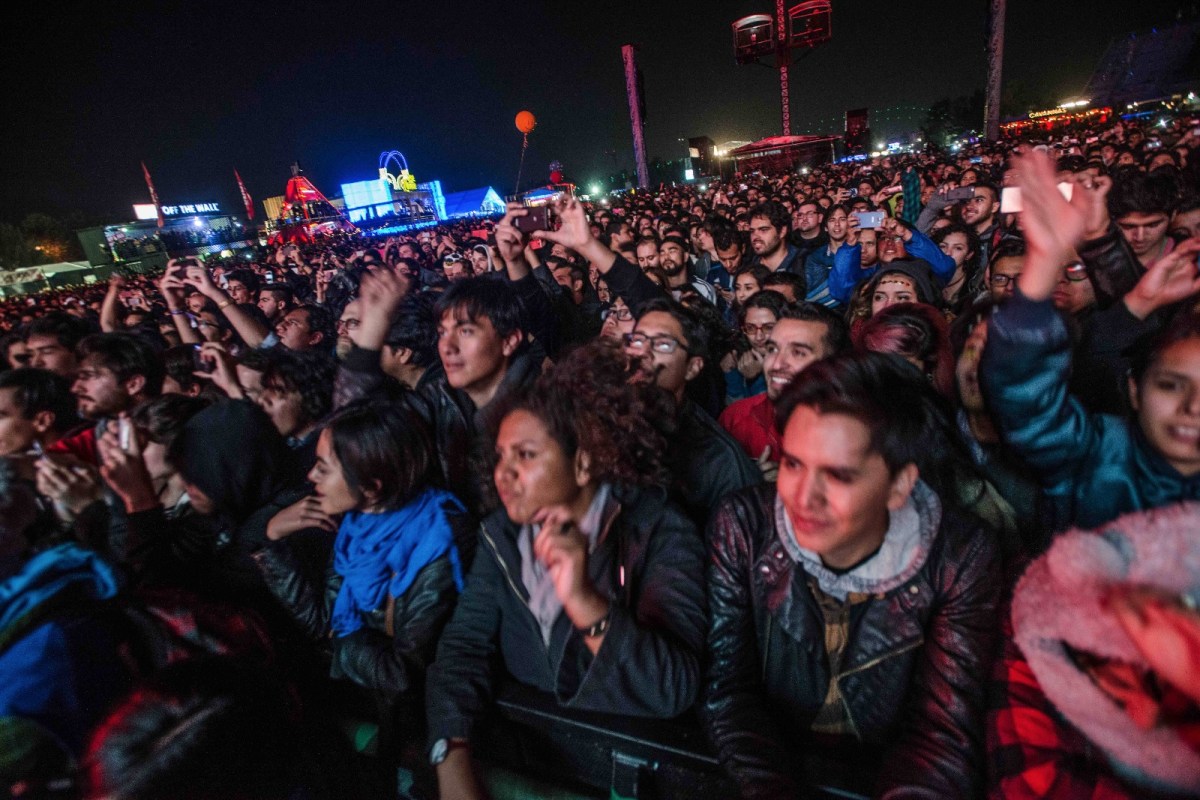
[341, 179, 393, 210]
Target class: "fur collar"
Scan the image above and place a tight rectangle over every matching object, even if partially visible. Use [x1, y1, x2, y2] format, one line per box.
[1012, 502, 1200, 793]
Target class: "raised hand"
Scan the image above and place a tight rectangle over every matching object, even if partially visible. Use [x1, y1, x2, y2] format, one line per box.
[1073, 172, 1114, 241]
[353, 267, 409, 350]
[494, 202, 530, 267]
[194, 342, 243, 399]
[533, 195, 591, 253]
[97, 421, 158, 513]
[1123, 237, 1200, 320]
[36, 455, 103, 519]
[1013, 148, 1090, 302]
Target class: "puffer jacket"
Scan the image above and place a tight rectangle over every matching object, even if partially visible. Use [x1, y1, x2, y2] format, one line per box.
[980, 289, 1200, 532]
[425, 484, 707, 749]
[704, 483, 1001, 799]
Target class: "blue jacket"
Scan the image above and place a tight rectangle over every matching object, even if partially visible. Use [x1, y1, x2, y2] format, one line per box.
[827, 229, 957, 305]
[979, 290, 1200, 531]
[802, 247, 839, 308]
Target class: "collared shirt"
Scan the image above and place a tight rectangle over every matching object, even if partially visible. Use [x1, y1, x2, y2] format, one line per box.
[518, 483, 615, 645]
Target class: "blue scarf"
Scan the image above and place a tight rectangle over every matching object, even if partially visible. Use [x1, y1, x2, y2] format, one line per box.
[331, 488, 464, 638]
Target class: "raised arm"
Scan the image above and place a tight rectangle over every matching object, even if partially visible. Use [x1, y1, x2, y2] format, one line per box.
[184, 262, 269, 348]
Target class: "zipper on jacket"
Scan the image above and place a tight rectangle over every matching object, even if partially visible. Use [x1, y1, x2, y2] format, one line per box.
[480, 524, 529, 604]
[836, 638, 924, 680]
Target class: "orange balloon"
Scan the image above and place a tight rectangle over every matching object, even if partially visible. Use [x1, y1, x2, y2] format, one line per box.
[515, 110, 537, 134]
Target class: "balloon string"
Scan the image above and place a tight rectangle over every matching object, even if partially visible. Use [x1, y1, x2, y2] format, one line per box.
[515, 133, 529, 195]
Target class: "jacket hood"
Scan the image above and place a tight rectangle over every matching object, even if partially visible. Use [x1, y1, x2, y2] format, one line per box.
[169, 400, 292, 524]
[876, 259, 939, 303]
[1013, 501, 1200, 792]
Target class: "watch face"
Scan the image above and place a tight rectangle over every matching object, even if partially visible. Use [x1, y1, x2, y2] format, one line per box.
[430, 739, 448, 765]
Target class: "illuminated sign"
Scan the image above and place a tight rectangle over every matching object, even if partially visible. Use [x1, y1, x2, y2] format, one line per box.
[132, 202, 221, 220]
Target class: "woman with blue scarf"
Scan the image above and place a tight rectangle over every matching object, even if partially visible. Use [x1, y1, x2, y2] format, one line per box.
[256, 399, 468, 705]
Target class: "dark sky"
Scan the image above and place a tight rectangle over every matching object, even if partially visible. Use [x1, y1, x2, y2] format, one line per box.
[3, 0, 1192, 224]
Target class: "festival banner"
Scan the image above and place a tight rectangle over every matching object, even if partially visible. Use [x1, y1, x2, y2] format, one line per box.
[235, 169, 255, 220]
[141, 161, 164, 228]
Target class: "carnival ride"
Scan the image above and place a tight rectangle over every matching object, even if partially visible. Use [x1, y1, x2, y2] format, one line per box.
[268, 162, 357, 245]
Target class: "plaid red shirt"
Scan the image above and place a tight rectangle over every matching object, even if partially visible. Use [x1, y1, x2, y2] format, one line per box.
[988, 625, 1141, 800]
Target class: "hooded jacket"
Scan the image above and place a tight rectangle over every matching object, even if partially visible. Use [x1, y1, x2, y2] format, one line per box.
[989, 502, 1200, 798]
[169, 400, 310, 597]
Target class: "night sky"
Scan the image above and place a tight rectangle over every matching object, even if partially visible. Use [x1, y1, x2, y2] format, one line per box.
[3, 0, 1192, 224]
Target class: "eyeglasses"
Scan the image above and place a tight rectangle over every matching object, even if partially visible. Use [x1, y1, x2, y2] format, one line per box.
[336, 318, 361, 332]
[623, 332, 687, 355]
[609, 307, 633, 321]
[989, 273, 1021, 288]
[443, 253, 466, 264]
[1062, 262, 1089, 282]
[741, 322, 776, 337]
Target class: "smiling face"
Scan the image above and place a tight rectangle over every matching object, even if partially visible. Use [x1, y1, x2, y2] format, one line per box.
[1131, 337, 1200, 477]
[763, 319, 831, 401]
[777, 406, 916, 570]
[623, 310, 701, 402]
[493, 408, 586, 525]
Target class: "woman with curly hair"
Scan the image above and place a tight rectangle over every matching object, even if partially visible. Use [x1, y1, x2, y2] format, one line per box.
[426, 340, 707, 800]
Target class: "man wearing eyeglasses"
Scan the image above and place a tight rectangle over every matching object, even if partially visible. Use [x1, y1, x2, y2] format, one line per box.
[623, 298, 760, 525]
[986, 240, 1026, 302]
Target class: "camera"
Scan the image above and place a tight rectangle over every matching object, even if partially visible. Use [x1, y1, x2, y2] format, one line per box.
[514, 206, 551, 234]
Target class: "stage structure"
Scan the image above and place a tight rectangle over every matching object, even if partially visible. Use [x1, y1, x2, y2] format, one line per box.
[732, 1, 832, 136]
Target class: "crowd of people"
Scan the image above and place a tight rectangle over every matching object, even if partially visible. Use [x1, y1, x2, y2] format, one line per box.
[1, 111, 1200, 800]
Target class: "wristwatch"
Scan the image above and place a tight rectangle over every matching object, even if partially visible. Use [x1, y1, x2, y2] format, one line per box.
[429, 738, 469, 766]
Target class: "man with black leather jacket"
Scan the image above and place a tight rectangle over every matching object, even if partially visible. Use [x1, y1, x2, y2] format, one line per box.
[703, 353, 1000, 799]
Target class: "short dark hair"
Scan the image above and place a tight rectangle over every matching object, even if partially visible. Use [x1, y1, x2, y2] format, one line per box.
[385, 293, 439, 368]
[778, 301, 851, 355]
[262, 348, 336, 425]
[434, 276, 524, 341]
[326, 400, 433, 510]
[748, 201, 791, 232]
[293, 304, 335, 348]
[776, 351, 960, 480]
[77, 333, 165, 396]
[0, 368, 79, 433]
[988, 236, 1026, 269]
[260, 285, 294, 306]
[633, 296, 710, 361]
[1109, 170, 1179, 220]
[225, 269, 261, 294]
[761, 271, 807, 298]
[25, 311, 90, 351]
[83, 658, 300, 800]
[162, 345, 202, 394]
[738, 289, 787, 326]
[129, 394, 211, 449]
